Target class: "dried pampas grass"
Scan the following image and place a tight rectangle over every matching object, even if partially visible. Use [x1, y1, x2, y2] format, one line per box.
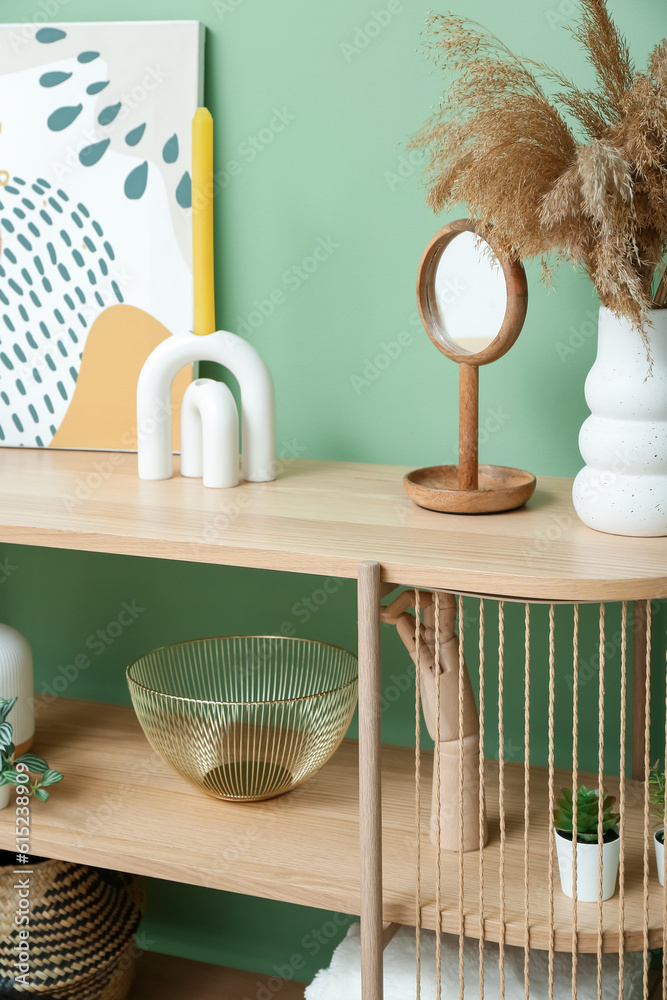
[411, 0, 667, 333]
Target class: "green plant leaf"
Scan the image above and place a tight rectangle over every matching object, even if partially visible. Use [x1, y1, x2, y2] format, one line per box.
[554, 783, 618, 840]
[2, 770, 22, 786]
[0, 722, 13, 749]
[0, 697, 17, 723]
[32, 786, 49, 802]
[39, 769, 63, 787]
[649, 764, 666, 827]
[15, 753, 49, 773]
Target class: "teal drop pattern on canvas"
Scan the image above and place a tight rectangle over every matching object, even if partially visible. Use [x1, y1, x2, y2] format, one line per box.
[176, 172, 191, 209]
[36, 28, 67, 43]
[124, 161, 148, 200]
[0, 177, 120, 447]
[125, 124, 146, 146]
[36, 26, 187, 207]
[47, 104, 83, 132]
[162, 134, 179, 164]
[40, 71, 72, 88]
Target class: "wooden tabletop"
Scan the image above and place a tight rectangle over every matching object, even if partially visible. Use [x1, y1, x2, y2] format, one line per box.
[0, 448, 664, 600]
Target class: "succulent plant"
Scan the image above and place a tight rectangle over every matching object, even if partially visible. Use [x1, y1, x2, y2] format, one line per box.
[554, 785, 619, 844]
[0, 696, 63, 801]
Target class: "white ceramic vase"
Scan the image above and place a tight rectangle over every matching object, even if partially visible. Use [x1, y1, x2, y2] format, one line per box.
[555, 829, 620, 902]
[573, 307, 667, 536]
[0, 783, 10, 810]
[655, 830, 664, 886]
[0, 624, 34, 756]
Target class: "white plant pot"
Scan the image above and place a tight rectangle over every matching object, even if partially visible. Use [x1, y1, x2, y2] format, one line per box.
[573, 306, 667, 536]
[0, 783, 11, 810]
[655, 829, 664, 886]
[0, 623, 34, 755]
[555, 828, 620, 902]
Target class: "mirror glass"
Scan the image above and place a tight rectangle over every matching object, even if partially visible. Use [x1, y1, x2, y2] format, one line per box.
[426, 232, 507, 356]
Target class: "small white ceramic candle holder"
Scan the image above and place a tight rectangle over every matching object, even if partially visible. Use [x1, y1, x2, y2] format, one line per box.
[180, 378, 239, 489]
[137, 331, 275, 483]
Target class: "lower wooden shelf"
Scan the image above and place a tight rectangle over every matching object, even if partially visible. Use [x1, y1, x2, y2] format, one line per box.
[128, 951, 305, 999]
[0, 697, 663, 956]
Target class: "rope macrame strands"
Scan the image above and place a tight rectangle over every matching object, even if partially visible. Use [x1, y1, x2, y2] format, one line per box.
[434, 589, 442, 1000]
[415, 588, 422, 1000]
[597, 603, 606, 1000]
[479, 598, 486, 1000]
[618, 602, 627, 1000]
[523, 603, 530, 1000]
[643, 600, 652, 1000]
[548, 603, 556, 1000]
[572, 603, 580, 1000]
[498, 600, 506, 1000]
[393, 592, 665, 1000]
[458, 594, 466, 1000]
[663, 622, 667, 1000]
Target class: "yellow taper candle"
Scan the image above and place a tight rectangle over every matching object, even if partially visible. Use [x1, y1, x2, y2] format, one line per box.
[192, 107, 216, 335]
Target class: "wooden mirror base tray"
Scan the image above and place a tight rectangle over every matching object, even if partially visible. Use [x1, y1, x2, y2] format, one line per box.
[404, 464, 537, 514]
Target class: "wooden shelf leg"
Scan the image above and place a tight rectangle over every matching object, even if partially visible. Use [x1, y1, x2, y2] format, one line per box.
[358, 561, 383, 1000]
[632, 599, 648, 781]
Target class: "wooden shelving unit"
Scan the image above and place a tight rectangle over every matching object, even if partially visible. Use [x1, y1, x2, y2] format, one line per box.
[0, 450, 665, 997]
[0, 697, 663, 956]
[129, 951, 305, 999]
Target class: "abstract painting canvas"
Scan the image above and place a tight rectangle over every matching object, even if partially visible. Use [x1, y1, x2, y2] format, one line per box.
[0, 20, 204, 449]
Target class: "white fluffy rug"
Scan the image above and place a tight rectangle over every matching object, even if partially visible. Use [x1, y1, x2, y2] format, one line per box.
[305, 924, 644, 1000]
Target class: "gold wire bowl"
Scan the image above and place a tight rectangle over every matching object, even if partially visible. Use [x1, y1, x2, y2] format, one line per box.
[126, 636, 358, 802]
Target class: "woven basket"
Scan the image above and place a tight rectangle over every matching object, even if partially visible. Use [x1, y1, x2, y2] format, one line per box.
[0, 852, 143, 998]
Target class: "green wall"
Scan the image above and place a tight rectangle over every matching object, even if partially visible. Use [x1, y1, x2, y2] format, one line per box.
[1, 0, 666, 984]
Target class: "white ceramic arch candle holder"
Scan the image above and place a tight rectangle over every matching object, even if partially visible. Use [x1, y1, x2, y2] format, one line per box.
[180, 378, 240, 489]
[137, 331, 275, 483]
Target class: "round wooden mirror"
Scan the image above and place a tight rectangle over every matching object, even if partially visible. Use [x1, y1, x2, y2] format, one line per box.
[404, 219, 536, 514]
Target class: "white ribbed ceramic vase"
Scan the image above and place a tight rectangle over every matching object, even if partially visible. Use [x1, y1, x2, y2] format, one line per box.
[573, 307, 667, 536]
[0, 624, 34, 756]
